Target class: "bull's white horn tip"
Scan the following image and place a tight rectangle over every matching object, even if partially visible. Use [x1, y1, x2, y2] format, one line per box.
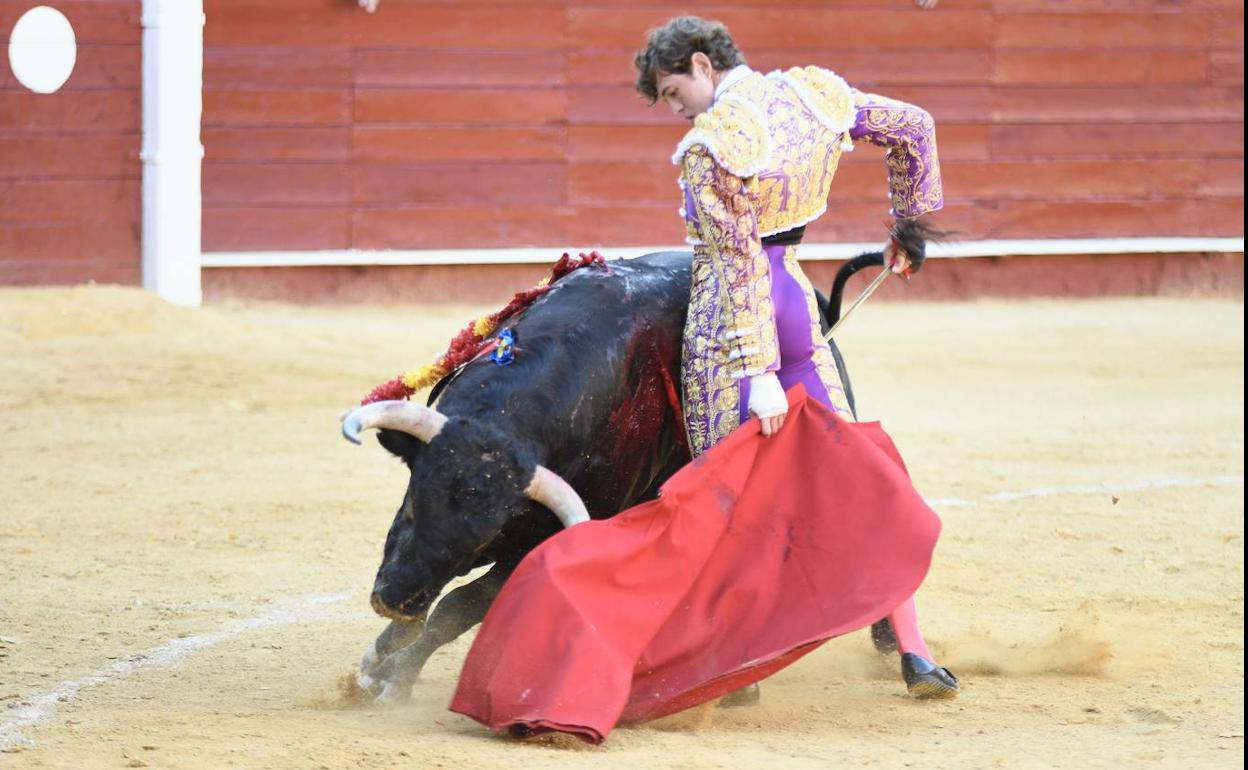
[341, 416, 366, 445]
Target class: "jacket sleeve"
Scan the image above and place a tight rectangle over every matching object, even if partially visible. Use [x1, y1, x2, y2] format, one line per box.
[849, 90, 944, 218]
[682, 143, 779, 379]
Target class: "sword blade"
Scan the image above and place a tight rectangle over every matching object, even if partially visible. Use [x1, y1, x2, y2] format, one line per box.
[823, 266, 892, 342]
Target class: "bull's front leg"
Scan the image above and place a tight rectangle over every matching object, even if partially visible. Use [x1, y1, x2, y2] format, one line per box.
[358, 562, 512, 705]
[358, 618, 426, 680]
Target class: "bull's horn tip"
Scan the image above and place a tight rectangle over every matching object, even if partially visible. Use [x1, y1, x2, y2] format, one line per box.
[341, 419, 365, 445]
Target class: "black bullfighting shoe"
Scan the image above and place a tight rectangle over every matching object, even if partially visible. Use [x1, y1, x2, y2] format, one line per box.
[901, 653, 959, 700]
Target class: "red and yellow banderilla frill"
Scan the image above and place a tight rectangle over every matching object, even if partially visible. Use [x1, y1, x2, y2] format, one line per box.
[361, 251, 607, 405]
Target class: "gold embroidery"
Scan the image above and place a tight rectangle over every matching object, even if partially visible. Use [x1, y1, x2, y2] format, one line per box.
[852, 91, 943, 218]
[783, 66, 856, 132]
[680, 144, 780, 455]
[673, 89, 770, 179]
[724, 70, 849, 238]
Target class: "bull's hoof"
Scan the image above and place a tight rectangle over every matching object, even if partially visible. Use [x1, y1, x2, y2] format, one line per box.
[375, 680, 412, 706]
[870, 619, 898, 655]
[355, 672, 384, 699]
[717, 682, 761, 708]
[901, 653, 959, 700]
[356, 672, 414, 707]
[357, 643, 421, 706]
[357, 662, 416, 707]
[359, 647, 380, 675]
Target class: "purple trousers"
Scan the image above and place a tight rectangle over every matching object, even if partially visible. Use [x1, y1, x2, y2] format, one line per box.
[738, 244, 848, 423]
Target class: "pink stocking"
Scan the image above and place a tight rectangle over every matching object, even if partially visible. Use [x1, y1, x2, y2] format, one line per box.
[888, 596, 933, 660]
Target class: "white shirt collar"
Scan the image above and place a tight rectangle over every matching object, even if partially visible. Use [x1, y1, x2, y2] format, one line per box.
[713, 65, 753, 101]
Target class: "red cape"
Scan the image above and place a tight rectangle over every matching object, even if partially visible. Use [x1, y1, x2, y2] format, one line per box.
[450, 386, 941, 742]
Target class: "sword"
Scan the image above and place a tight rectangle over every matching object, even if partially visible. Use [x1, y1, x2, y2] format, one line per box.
[823, 265, 893, 342]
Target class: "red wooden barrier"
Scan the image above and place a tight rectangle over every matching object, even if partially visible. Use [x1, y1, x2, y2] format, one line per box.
[196, 1, 1245, 253]
[0, 0, 141, 285]
[0, 0, 1242, 290]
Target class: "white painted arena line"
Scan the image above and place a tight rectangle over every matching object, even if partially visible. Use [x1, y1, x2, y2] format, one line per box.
[3, 473, 1244, 749]
[0, 590, 354, 751]
[927, 474, 1245, 509]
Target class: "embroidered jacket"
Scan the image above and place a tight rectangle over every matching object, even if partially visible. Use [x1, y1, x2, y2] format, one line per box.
[674, 66, 943, 455]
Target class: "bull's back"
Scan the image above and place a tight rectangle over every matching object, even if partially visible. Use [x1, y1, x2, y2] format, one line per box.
[435, 253, 692, 518]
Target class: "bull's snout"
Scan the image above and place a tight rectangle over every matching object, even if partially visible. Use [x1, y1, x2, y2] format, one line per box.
[369, 590, 392, 618]
[369, 590, 427, 625]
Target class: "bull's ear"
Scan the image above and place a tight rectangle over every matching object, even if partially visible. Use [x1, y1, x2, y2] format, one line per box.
[375, 427, 424, 460]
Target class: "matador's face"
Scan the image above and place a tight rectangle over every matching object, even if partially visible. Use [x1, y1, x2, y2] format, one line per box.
[655, 53, 718, 121]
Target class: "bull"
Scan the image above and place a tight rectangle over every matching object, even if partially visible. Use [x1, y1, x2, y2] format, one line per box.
[342, 238, 920, 705]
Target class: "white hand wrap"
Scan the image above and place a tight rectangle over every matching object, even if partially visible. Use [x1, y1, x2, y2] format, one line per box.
[747, 372, 787, 419]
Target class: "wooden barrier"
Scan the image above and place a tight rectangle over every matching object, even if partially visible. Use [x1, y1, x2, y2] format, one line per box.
[1, 0, 1242, 291]
[197, 1, 1244, 255]
[0, 0, 142, 285]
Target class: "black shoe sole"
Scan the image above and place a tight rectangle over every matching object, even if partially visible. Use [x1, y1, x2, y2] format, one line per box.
[907, 675, 959, 700]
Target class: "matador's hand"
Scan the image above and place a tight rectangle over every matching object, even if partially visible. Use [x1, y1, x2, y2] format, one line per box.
[885, 217, 931, 276]
[884, 239, 912, 276]
[748, 372, 788, 437]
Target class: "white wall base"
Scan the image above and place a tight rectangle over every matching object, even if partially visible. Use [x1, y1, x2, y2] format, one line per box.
[201, 237, 1245, 269]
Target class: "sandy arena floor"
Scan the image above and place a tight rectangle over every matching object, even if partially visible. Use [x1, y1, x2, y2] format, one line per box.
[0, 286, 1242, 769]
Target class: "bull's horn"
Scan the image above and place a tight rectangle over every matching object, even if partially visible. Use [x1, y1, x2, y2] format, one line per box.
[341, 401, 448, 445]
[525, 466, 590, 528]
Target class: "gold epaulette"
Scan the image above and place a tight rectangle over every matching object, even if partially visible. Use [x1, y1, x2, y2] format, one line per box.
[671, 94, 770, 178]
[779, 66, 856, 133]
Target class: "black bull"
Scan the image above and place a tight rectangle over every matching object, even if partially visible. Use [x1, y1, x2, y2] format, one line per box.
[346, 248, 889, 704]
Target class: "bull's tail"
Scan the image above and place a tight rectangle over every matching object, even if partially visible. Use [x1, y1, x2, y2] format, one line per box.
[812, 254, 882, 423]
[825, 252, 885, 328]
[814, 254, 883, 422]
[817, 220, 947, 421]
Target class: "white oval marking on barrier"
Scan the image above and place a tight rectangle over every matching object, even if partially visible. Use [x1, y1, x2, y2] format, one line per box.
[7, 6, 76, 94]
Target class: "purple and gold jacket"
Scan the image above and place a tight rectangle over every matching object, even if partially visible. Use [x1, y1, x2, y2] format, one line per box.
[673, 66, 943, 455]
